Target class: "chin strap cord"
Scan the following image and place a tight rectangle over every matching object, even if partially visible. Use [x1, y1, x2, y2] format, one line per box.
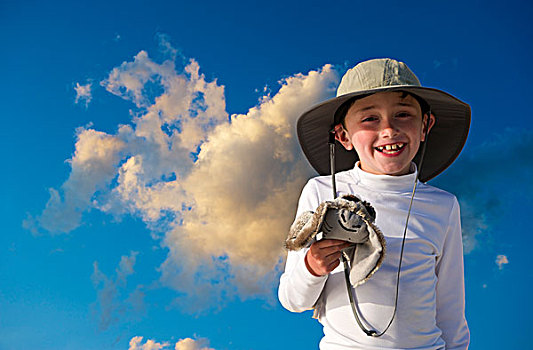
[342, 177, 419, 337]
[329, 130, 337, 198]
[339, 110, 432, 337]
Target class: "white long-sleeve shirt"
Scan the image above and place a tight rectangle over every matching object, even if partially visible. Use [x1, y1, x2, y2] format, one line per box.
[278, 164, 469, 349]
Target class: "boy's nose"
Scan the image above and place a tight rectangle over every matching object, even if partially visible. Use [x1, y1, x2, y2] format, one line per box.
[380, 118, 399, 137]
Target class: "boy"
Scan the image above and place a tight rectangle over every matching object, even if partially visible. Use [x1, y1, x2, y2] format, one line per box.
[278, 58, 470, 349]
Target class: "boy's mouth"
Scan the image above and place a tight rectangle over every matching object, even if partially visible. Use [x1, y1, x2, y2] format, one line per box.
[375, 142, 406, 155]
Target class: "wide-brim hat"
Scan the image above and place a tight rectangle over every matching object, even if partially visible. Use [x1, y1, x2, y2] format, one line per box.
[297, 58, 471, 182]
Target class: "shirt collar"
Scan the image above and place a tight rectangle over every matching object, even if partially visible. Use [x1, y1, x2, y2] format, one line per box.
[349, 162, 418, 193]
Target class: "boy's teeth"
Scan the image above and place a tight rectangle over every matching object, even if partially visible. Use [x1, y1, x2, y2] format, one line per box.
[376, 143, 404, 153]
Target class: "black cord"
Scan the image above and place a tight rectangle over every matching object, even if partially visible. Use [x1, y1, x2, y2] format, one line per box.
[341, 110, 432, 337]
[329, 130, 337, 198]
[342, 178, 419, 337]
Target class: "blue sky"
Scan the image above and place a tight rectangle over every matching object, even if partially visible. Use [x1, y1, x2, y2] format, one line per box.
[1, 0, 532, 349]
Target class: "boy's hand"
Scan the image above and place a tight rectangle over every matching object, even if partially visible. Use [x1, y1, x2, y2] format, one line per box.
[305, 239, 351, 277]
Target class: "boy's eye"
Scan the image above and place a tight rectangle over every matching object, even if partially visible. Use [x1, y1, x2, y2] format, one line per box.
[361, 116, 378, 122]
[396, 112, 412, 118]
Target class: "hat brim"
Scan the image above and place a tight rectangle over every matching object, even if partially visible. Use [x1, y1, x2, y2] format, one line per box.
[297, 86, 471, 182]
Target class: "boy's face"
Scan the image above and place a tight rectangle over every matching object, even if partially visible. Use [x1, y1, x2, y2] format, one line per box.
[335, 91, 435, 176]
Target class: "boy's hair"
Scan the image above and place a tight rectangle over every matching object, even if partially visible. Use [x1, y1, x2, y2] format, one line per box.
[333, 91, 431, 129]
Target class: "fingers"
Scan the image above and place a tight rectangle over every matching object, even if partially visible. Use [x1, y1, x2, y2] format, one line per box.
[328, 258, 341, 272]
[314, 239, 350, 249]
[314, 240, 351, 258]
[305, 239, 352, 277]
[305, 250, 340, 277]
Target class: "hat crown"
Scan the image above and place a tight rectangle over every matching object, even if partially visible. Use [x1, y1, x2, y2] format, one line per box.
[336, 58, 421, 97]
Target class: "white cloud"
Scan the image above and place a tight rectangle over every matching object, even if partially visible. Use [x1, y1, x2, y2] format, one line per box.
[157, 33, 178, 60]
[29, 39, 339, 309]
[496, 254, 509, 270]
[74, 82, 92, 107]
[129, 336, 169, 350]
[31, 127, 127, 234]
[128, 336, 214, 350]
[92, 251, 142, 329]
[118, 251, 138, 280]
[160, 66, 338, 307]
[174, 338, 214, 350]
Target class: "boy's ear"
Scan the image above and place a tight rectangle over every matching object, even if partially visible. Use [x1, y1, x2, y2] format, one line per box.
[334, 124, 353, 150]
[421, 113, 436, 142]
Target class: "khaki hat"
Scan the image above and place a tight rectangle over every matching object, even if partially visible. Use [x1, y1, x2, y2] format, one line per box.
[297, 58, 471, 181]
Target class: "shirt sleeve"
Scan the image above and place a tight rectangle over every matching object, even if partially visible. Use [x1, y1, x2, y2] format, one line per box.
[278, 180, 328, 312]
[435, 197, 470, 349]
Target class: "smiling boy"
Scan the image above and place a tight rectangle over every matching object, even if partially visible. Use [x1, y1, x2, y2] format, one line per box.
[334, 91, 435, 177]
[279, 58, 470, 349]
